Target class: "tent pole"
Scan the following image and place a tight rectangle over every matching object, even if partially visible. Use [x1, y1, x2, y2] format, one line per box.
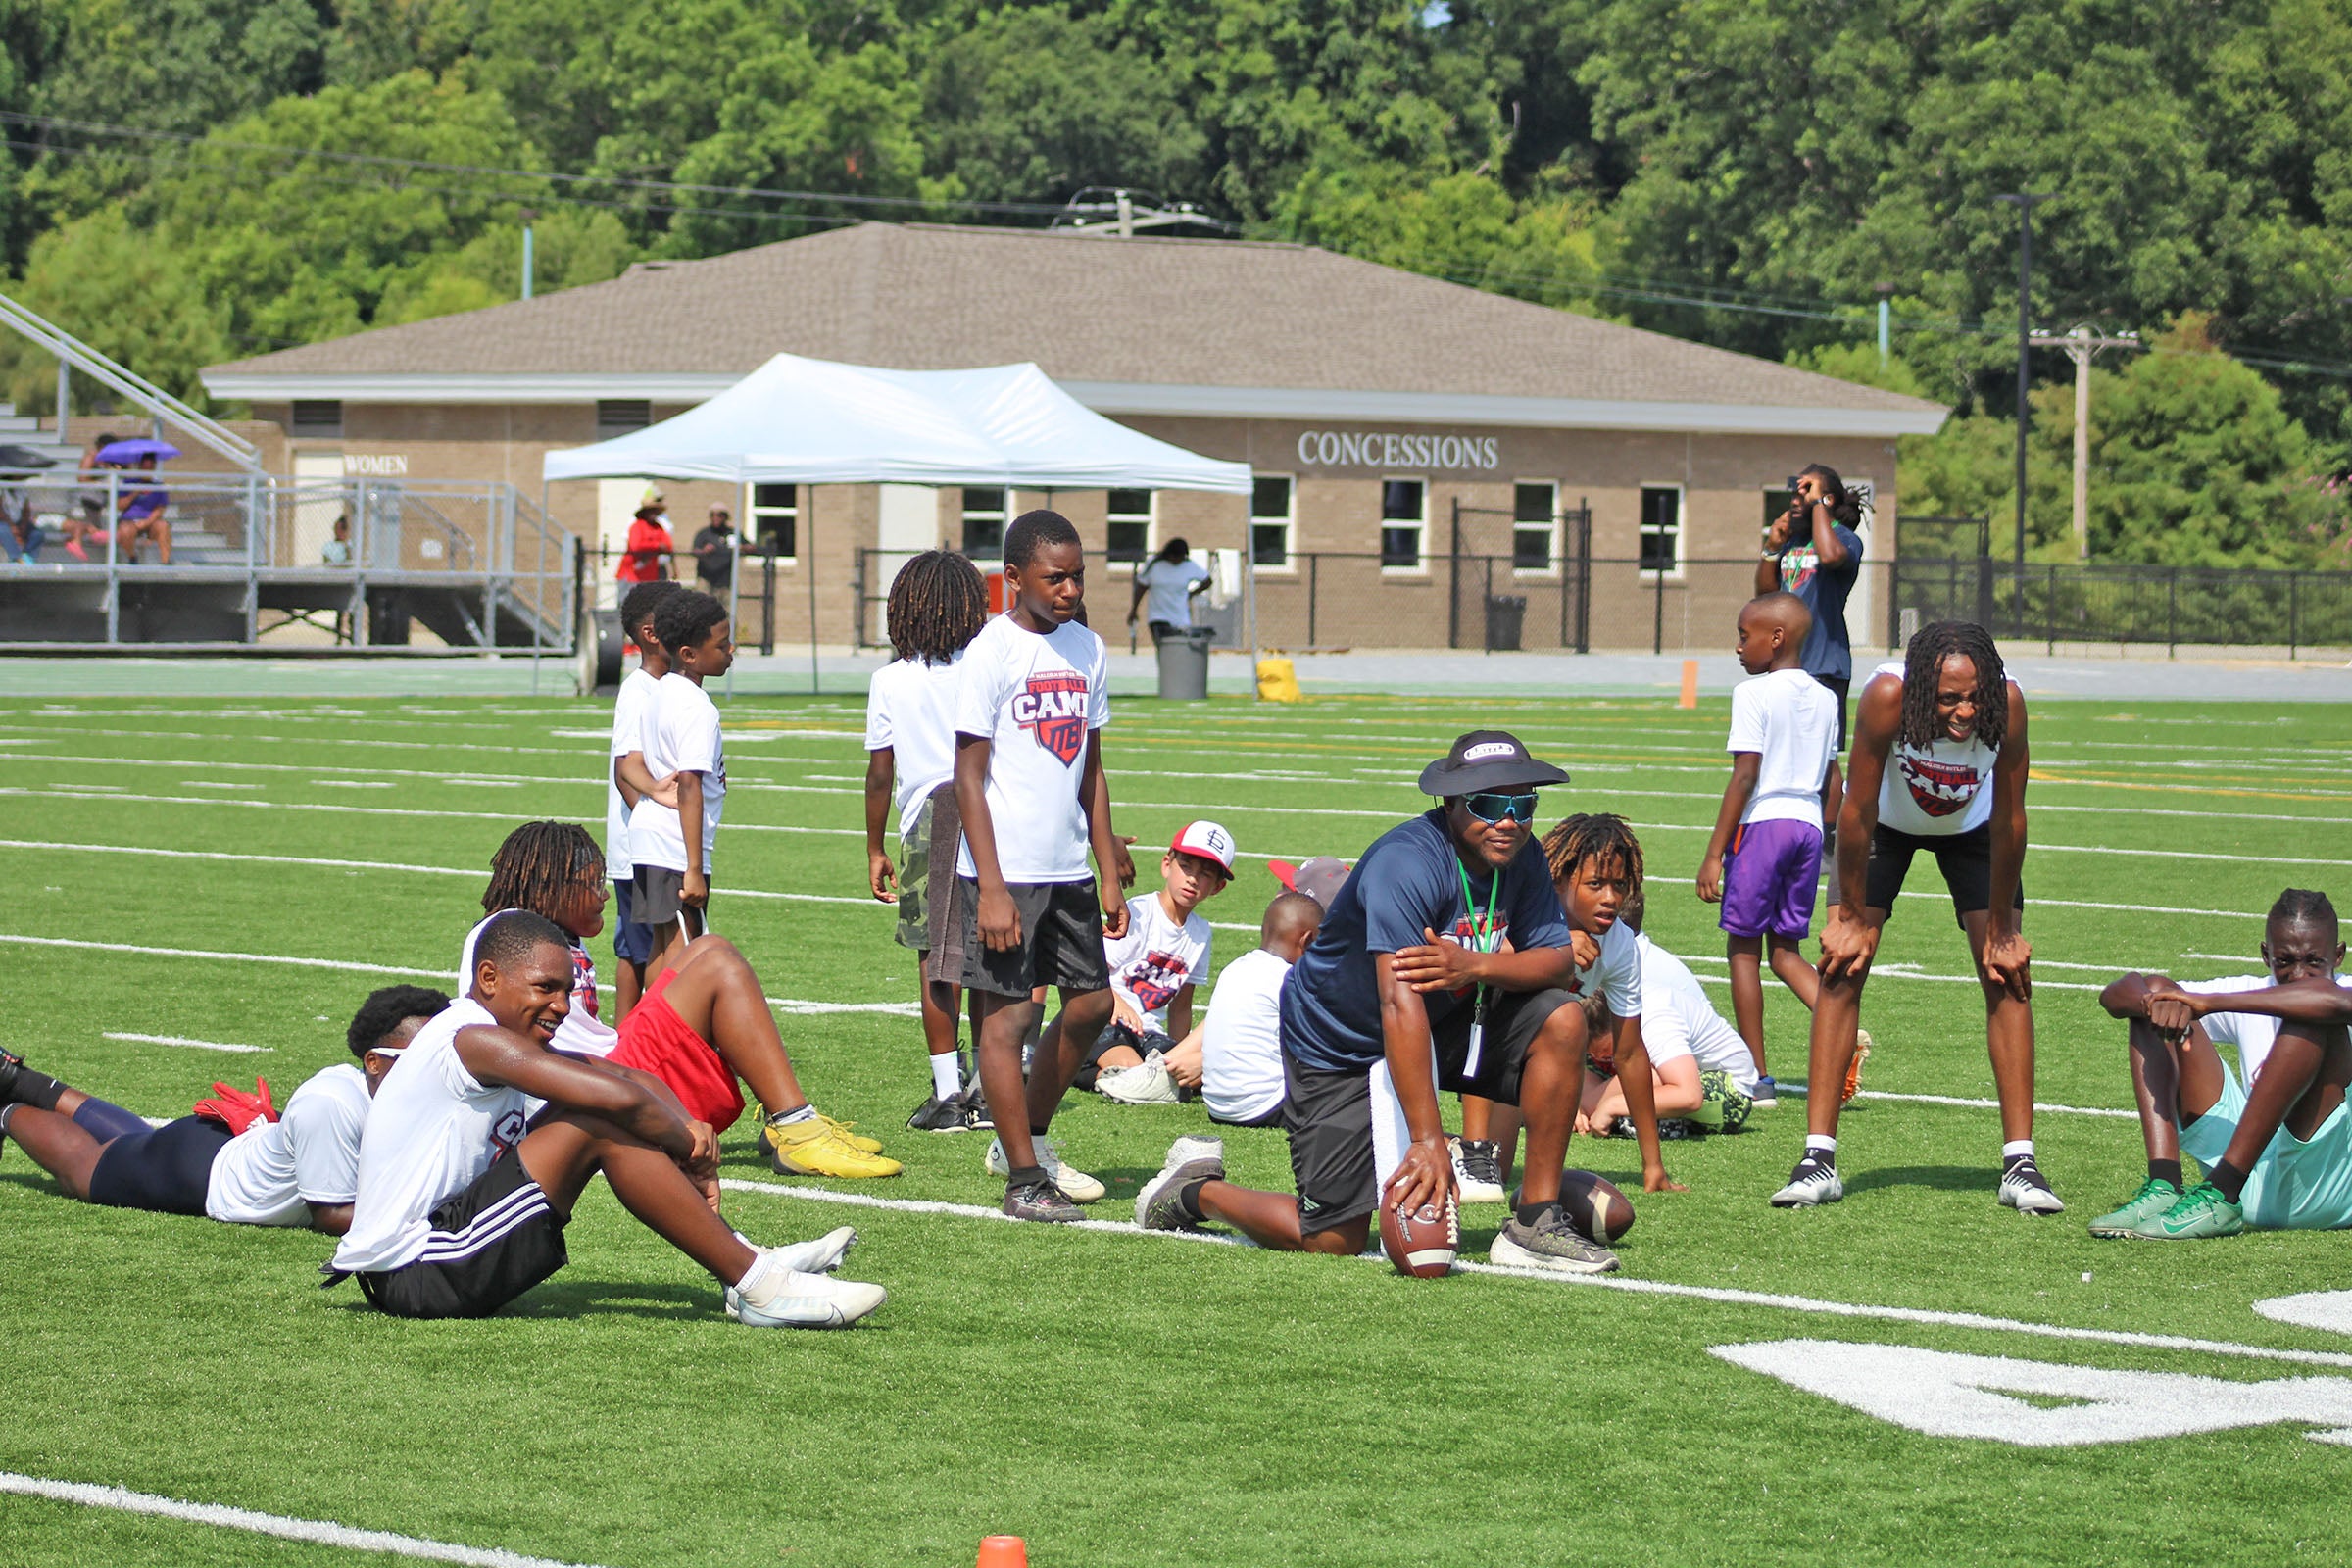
[1246, 525, 1259, 702]
[725, 485, 743, 704]
[808, 495, 820, 695]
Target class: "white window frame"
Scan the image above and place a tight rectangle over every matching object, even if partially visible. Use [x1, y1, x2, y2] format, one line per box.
[959, 486, 1008, 561]
[1250, 474, 1297, 576]
[1638, 482, 1685, 581]
[1510, 478, 1560, 580]
[747, 481, 799, 568]
[1379, 476, 1428, 577]
[1105, 488, 1154, 576]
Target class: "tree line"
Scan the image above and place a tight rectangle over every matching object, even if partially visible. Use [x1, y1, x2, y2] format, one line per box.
[3, 0, 2347, 567]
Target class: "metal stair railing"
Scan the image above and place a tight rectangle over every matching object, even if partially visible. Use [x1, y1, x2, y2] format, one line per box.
[0, 289, 259, 471]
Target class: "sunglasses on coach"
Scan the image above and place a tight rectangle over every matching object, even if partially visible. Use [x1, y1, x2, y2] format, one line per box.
[1463, 792, 1540, 825]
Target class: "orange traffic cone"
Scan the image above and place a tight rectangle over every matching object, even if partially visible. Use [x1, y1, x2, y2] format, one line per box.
[977, 1536, 1028, 1568]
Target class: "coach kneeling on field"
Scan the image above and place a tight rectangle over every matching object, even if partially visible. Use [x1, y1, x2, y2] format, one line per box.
[1136, 731, 1621, 1274]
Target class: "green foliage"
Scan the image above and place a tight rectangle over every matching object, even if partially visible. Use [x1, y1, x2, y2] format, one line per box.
[0, 204, 229, 406]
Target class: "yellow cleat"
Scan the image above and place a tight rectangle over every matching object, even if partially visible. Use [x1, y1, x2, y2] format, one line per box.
[818, 1112, 885, 1155]
[761, 1116, 903, 1179]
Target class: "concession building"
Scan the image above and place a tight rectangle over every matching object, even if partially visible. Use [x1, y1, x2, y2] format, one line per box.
[201, 222, 1946, 652]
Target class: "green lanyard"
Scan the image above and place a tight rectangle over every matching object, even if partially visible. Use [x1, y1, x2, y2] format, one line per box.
[1454, 858, 1501, 1072]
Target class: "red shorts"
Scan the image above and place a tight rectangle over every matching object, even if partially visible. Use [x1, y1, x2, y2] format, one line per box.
[609, 969, 746, 1132]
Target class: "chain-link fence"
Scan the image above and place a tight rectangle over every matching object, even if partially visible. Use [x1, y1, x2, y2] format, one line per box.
[1891, 557, 2352, 657]
[586, 543, 790, 654]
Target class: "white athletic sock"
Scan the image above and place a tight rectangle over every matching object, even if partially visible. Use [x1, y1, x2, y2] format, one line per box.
[767, 1103, 815, 1127]
[2002, 1139, 2034, 1160]
[1804, 1135, 1838, 1153]
[736, 1250, 777, 1294]
[930, 1052, 961, 1101]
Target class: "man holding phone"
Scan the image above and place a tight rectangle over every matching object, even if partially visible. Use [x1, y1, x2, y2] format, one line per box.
[1758, 464, 1866, 836]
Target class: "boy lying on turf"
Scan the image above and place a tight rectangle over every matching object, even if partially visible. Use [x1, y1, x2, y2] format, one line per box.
[332, 910, 883, 1325]
[0, 986, 449, 1233]
[2091, 888, 2352, 1240]
[1577, 890, 1756, 1139]
[467, 820, 899, 1180]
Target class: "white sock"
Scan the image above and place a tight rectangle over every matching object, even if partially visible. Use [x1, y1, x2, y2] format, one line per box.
[767, 1103, 815, 1127]
[736, 1250, 777, 1293]
[1805, 1135, 1838, 1153]
[2002, 1139, 2034, 1160]
[930, 1052, 961, 1101]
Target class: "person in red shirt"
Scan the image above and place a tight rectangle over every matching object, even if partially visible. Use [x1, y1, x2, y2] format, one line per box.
[617, 486, 673, 584]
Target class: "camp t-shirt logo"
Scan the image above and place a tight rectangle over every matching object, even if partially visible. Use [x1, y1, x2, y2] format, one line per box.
[1120, 950, 1192, 1014]
[1012, 672, 1090, 765]
[1780, 543, 1821, 593]
[1446, 910, 1508, 1000]
[490, 1107, 529, 1157]
[1898, 752, 1986, 818]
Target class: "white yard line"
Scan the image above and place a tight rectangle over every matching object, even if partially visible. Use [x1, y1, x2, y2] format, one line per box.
[0, 1471, 612, 1568]
[101, 1032, 271, 1054]
[1776, 1081, 2138, 1119]
[714, 1179, 2352, 1370]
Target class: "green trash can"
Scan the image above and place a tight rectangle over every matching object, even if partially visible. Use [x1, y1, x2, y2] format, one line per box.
[1156, 624, 1215, 700]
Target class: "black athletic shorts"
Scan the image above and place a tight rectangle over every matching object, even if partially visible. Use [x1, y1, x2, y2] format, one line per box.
[356, 1151, 568, 1320]
[1073, 1021, 1174, 1090]
[1815, 672, 1851, 753]
[1284, 987, 1577, 1236]
[86, 1114, 233, 1216]
[949, 877, 1112, 1000]
[631, 864, 709, 934]
[1864, 821, 2024, 924]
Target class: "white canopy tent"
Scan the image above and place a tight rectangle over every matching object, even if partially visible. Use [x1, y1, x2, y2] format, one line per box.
[544, 352, 1254, 691]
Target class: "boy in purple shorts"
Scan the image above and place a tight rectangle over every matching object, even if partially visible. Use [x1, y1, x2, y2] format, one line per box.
[1698, 594, 1838, 1107]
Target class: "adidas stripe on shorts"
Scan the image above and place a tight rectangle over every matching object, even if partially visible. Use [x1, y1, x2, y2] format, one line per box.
[356, 1151, 569, 1319]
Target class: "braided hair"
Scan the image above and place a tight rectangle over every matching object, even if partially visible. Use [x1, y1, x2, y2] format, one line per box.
[2270, 888, 2339, 931]
[1797, 463, 1865, 528]
[1899, 621, 2008, 751]
[886, 549, 989, 664]
[1542, 812, 1645, 897]
[481, 820, 606, 919]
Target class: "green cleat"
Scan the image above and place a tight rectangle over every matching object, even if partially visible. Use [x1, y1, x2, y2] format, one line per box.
[2129, 1181, 2245, 1240]
[2087, 1177, 2180, 1238]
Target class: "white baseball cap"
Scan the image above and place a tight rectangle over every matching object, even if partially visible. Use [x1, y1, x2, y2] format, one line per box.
[1170, 820, 1236, 874]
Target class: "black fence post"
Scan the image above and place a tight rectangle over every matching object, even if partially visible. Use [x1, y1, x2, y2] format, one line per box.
[2046, 564, 2057, 655]
[2167, 568, 2178, 659]
[1651, 564, 1665, 656]
[1447, 498, 1462, 651]
[2290, 570, 2301, 661]
[1307, 553, 1318, 647]
[1574, 502, 1592, 653]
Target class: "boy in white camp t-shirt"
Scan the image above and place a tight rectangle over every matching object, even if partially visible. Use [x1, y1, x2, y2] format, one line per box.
[1578, 899, 1760, 1139]
[864, 550, 992, 1133]
[935, 511, 1128, 1224]
[629, 590, 731, 976]
[1086, 821, 1234, 1103]
[1697, 592, 1840, 1107]
[607, 580, 683, 1019]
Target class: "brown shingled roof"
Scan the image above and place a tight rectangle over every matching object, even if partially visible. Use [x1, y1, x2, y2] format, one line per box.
[206, 221, 1936, 414]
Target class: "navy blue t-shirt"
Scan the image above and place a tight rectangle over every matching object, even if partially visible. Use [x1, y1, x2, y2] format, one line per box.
[1281, 809, 1572, 1074]
[1777, 523, 1864, 681]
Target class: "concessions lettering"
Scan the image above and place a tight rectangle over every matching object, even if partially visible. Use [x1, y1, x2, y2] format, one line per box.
[1295, 431, 1502, 471]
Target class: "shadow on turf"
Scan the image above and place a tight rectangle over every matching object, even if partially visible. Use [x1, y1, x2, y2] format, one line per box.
[1840, 1163, 1994, 1196]
[323, 1280, 721, 1321]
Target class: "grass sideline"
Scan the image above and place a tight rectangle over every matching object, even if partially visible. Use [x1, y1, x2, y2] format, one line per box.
[4, 691, 2352, 1566]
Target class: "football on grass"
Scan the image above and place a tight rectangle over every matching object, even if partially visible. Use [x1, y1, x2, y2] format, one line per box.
[1560, 1169, 1636, 1244]
[1380, 1188, 1460, 1278]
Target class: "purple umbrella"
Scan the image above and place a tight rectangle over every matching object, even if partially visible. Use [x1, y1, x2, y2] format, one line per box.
[96, 438, 180, 464]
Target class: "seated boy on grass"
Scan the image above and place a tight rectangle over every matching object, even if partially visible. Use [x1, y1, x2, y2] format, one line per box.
[2091, 888, 2352, 1240]
[1088, 820, 1235, 1103]
[1163, 890, 1326, 1126]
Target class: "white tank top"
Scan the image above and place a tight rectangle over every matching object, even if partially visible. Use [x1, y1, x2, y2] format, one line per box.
[1869, 662, 2000, 837]
[330, 998, 532, 1274]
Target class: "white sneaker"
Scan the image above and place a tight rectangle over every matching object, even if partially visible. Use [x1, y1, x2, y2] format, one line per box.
[1998, 1157, 2067, 1215]
[770, 1225, 858, 1275]
[1770, 1158, 1845, 1208]
[1137, 1135, 1226, 1229]
[725, 1255, 886, 1328]
[1098, 1054, 1182, 1104]
[984, 1134, 1105, 1202]
[1448, 1136, 1507, 1203]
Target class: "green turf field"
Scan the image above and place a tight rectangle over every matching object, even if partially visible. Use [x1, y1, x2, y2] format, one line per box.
[5, 689, 2352, 1566]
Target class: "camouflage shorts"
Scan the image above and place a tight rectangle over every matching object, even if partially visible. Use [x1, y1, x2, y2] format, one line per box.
[894, 794, 934, 952]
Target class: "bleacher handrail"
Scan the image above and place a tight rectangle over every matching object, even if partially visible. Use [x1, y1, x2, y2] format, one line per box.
[0, 290, 260, 471]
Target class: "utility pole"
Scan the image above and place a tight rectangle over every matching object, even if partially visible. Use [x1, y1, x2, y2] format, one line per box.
[1874, 281, 1894, 366]
[1994, 193, 2054, 564]
[520, 208, 537, 300]
[2028, 325, 2140, 559]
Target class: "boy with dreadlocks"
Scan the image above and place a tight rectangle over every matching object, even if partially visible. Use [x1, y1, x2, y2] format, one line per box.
[1775, 620, 2058, 1213]
[2090, 889, 2352, 1239]
[866, 549, 991, 1133]
[1461, 813, 1682, 1198]
[466, 821, 900, 1179]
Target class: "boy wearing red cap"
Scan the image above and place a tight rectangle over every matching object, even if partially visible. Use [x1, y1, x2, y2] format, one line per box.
[1089, 821, 1235, 1103]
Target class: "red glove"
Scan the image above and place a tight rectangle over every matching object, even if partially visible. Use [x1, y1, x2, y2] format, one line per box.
[192, 1077, 277, 1135]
